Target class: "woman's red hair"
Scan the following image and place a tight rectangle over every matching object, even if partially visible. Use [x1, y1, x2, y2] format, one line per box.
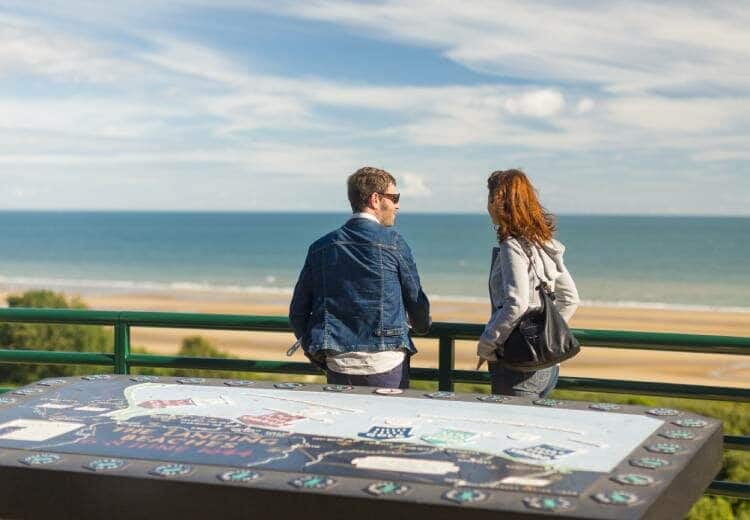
[487, 169, 556, 245]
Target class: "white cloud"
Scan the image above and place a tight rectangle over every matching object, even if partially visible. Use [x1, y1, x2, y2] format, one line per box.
[504, 89, 564, 118]
[397, 172, 431, 198]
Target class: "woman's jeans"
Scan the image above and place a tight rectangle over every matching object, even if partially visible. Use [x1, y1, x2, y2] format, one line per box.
[488, 363, 559, 398]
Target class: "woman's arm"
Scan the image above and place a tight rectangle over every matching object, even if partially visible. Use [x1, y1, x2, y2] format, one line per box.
[553, 262, 580, 323]
[477, 239, 530, 361]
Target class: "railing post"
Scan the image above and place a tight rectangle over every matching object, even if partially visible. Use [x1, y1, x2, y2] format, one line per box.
[438, 336, 455, 392]
[113, 320, 130, 374]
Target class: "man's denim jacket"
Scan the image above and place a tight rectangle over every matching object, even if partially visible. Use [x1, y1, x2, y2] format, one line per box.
[289, 217, 430, 364]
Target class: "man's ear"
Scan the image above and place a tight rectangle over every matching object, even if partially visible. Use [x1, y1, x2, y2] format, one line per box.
[366, 192, 379, 210]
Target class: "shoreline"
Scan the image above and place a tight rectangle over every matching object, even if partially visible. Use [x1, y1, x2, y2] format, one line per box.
[1, 281, 748, 314]
[2, 289, 747, 390]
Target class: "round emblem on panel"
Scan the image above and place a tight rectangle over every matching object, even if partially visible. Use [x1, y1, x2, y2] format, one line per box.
[20, 453, 63, 466]
[82, 374, 112, 381]
[476, 394, 508, 403]
[425, 391, 454, 399]
[274, 382, 304, 389]
[374, 388, 403, 395]
[37, 379, 67, 387]
[660, 429, 696, 440]
[365, 481, 411, 497]
[645, 442, 682, 454]
[84, 458, 127, 472]
[12, 388, 45, 396]
[592, 490, 639, 506]
[630, 457, 669, 469]
[224, 380, 255, 387]
[323, 385, 353, 392]
[149, 463, 193, 477]
[289, 475, 336, 490]
[177, 378, 205, 385]
[589, 403, 621, 411]
[533, 399, 563, 407]
[646, 408, 680, 417]
[0, 397, 16, 405]
[612, 474, 656, 486]
[218, 469, 261, 483]
[129, 375, 160, 383]
[523, 496, 574, 512]
[443, 488, 487, 504]
[672, 418, 708, 428]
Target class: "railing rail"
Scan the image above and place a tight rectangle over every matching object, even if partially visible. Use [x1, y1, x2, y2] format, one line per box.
[0, 307, 747, 500]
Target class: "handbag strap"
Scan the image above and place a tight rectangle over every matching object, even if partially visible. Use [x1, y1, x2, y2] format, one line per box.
[519, 240, 555, 299]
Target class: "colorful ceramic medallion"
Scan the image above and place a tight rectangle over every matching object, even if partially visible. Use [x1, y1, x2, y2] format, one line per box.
[20, 453, 62, 466]
[289, 475, 336, 490]
[37, 379, 67, 386]
[673, 418, 708, 428]
[425, 391, 454, 399]
[476, 394, 508, 403]
[533, 399, 563, 407]
[274, 382, 303, 389]
[421, 429, 478, 446]
[129, 375, 160, 383]
[660, 429, 696, 440]
[630, 457, 669, 469]
[589, 403, 621, 411]
[646, 408, 681, 417]
[84, 458, 127, 472]
[523, 496, 574, 512]
[365, 481, 411, 497]
[218, 469, 261, 483]
[323, 385, 354, 392]
[611, 474, 656, 486]
[645, 442, 682, 454]
[359, 426, 413, 440]
[592, 490, 639, 506]
[505, 444, 576, 462]
[177, 378, 205, 385]
[443, 488, 487, 504]
[374, 388, 403, 395]
[149, 463, 193, 477]
[82, 374, 112, 381]
[223, 380, 254, 387]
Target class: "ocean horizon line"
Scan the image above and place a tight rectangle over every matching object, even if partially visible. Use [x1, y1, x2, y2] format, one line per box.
[1, 276, 748, 315]
[0, 210, 748, 219]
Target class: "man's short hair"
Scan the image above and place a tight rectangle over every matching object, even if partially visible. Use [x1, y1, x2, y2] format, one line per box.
[347, 167, 397, 212]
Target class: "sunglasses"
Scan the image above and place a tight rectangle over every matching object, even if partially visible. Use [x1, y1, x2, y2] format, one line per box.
[377, 192, 400, 203]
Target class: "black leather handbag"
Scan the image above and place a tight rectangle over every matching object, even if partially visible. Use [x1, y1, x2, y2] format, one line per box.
[497, 247, 580, 372]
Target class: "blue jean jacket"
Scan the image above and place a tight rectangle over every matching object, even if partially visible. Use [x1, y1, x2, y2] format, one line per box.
[289, 217, 430, 363]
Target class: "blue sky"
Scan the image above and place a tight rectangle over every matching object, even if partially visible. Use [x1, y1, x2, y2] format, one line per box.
[0, 1, 748, 214]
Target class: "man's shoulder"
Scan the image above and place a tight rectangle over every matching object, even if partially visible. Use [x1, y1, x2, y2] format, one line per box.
[308, 227, 344, 253]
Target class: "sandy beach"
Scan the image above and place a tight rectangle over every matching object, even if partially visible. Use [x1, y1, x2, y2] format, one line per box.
[10, 290, 744, 390]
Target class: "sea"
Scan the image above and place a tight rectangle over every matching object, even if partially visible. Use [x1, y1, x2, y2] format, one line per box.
[0, 212, 747, 312]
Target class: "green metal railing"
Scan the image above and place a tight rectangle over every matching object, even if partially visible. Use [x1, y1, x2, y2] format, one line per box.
[0, 307, 747, 500]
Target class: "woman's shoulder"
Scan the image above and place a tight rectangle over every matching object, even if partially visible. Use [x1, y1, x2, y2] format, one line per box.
[498, 237, 531, 261]
[543, 238, 566, 256]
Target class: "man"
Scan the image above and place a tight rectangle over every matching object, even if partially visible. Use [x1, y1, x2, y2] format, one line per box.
[289, 166, 431, 388]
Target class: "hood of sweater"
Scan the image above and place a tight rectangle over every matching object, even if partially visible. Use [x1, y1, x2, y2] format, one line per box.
[530, 239, 566, 283]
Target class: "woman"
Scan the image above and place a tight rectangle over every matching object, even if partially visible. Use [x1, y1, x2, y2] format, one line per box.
[477, 169, 580, 397]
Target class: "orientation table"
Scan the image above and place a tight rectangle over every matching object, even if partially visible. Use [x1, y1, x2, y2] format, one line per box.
[0, 375, 722, 519]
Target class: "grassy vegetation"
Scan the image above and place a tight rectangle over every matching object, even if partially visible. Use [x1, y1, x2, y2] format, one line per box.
[0, 290, 747, 518]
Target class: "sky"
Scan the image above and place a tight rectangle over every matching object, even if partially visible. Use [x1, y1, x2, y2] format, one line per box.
[0, 1, 748, 215]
